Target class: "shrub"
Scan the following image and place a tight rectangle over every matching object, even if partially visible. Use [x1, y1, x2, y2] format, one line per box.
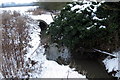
[0, 11, 30, 78]
[47, 1, 120, 53]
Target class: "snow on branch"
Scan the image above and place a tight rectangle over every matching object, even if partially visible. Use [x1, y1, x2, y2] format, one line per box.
[94, 49, 117, 57]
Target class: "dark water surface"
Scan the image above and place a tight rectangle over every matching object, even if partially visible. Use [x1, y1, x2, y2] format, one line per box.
[69, 59, 113, 78]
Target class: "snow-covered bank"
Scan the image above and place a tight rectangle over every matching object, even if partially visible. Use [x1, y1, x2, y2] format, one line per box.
[0, 72, 3, 79]
[0, 5, 86, 78]
[103, 51, 120, 78]
[26, 15, 86, 78]
[27, 45, 86, 78]
[30, 14, 54, 24]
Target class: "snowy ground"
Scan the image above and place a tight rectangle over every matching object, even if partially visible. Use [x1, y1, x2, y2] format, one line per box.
[0, 6, 38, 14]
[0, 72, 3, 79]
[26, 14, 86, 78]
[30, 13, 54, 24]
[0, 6, 87, 78]
[103, 51, 120, 78]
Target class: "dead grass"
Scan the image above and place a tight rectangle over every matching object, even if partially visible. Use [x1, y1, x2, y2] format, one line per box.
[27, 8, 47, 15]
[0, 11, 30, 78]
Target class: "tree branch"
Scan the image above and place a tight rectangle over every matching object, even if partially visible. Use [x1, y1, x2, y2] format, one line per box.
[94, 49, 116, 57]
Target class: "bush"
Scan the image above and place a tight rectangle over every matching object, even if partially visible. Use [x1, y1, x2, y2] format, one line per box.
[47, 1, 120, 53]
[0, 11, 30, 78]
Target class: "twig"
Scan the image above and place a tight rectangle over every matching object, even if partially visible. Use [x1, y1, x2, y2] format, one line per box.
[30, 42, 41, 57]
[67, 70, 69, 79]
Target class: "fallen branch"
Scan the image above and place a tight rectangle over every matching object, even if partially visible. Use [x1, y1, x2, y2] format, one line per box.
[30, 41, 41, 57]
[94, 49, 116, 57]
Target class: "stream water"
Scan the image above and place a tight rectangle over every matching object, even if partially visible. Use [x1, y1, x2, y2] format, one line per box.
[45, 43, 114, 79]
[70, 59, 112, 78]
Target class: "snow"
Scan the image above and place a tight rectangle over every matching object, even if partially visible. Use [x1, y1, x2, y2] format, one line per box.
[41, 60, 85, 78]
[87, 27, 91, 30]
[103, 51, 120, 78]
[0, 6, 38, 14]
[1, 0, 36, 3]
[18, 6, 86, 78]
[30, 14, 55, 24]
[23, 1, 119, 78]
[70, 0, 99, 13]
[3, 1, 118, 78]
[25, 19, 41, 60]
[0, 72, 3, 79]
[94, 49, 116, 57]
[27, 45, 86, 78]
[103, 58, 118, 72]
[99, 25, 106, 28]
[25, 17, 86, 78]
[71, 5, 83, 11]
[0, 6, 86, 78]
[93, 16, 106, 21]
[45, 43, 71, 63]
